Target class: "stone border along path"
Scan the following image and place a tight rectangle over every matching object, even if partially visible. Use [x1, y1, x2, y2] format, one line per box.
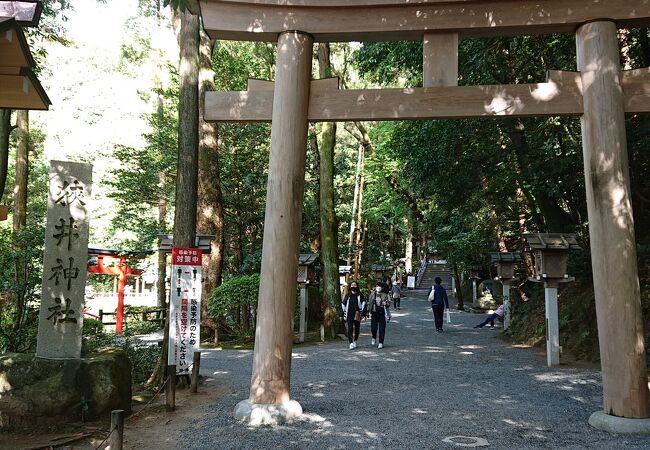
[180, 289, 649, 449]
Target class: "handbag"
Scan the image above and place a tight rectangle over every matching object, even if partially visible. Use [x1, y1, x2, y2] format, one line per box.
[445, 308, 451, 324]
[354, 310, 362, 322]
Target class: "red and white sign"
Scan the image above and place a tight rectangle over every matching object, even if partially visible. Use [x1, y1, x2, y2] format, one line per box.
[168, 248, 202, 374]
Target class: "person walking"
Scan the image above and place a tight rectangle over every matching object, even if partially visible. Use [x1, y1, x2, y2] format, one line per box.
[369, 281, 391, 348]
[473, 304, 505, 329]
[428, 277, 450, 332]
[391, 281, 402, 310]
[341, 281, 366, 349]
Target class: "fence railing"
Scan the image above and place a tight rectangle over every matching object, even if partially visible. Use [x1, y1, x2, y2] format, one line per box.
[415, 257, 428, 287]
[85, 307, 167, 329]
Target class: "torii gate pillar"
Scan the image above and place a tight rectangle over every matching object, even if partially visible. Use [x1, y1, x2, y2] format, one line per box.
[235, 31, 313, 425]
[577, 21, 650, 428]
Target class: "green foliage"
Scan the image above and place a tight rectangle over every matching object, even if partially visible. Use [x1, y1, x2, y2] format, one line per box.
[0, 155, 48, 352]
[208, 274, 260, 333]
[209, 273, 260, 318]
[83, 333, 161, 384]
[83, 318, 105, 336]
[107, 75, 178, 250]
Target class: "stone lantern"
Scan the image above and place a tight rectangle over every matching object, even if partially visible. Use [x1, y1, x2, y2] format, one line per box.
[523, 233, 580, 367]
[468, 265, 482, 307]
[297, 253, 319, 343]
[489, 252, 522, 330]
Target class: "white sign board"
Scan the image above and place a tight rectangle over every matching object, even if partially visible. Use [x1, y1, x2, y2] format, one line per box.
[168, 247, 202, 374]
[407, 276, 416, 289]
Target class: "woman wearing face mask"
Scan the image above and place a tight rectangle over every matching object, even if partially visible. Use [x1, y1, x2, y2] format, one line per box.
[369, 280, 391, 349]
[340, 282, 366, 349]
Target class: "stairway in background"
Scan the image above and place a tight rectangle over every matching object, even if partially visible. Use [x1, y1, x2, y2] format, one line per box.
[418, 262, 453, 292]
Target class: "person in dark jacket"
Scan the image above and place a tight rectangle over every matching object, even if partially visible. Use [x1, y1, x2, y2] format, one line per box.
[341, 281, 366, 349]
[428, 277, 450, 332]
[369, 280, 391, 348]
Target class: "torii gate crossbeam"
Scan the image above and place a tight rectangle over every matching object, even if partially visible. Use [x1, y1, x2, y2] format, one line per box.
[198, 0, 650, 432]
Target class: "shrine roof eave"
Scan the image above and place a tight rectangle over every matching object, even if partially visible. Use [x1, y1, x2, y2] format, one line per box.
[0, 1, 42, 27]
[0, 18, 50, 110]
[199, 0, 650, 42]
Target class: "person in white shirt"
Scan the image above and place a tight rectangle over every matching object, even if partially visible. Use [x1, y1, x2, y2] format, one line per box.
[473, 304, 505, 329]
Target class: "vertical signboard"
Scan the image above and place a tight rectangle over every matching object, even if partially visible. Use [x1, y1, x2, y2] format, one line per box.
[36, 160, 92, 359]
[168, 248, 202, 374]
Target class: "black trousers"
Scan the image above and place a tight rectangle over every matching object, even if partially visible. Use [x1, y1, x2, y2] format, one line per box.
[393, 296, 401, 308]
[431, 304, 444, 330]
[371, 312, 386, 343]
[347, 318, 360, 343]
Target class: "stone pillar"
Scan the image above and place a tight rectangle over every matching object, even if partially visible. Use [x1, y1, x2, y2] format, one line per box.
[235, 31, 312, 425]
[502, 282, 511, 330]
[544, 285, 559, 367]
[36, 160, 92, 359]
[577, 21, 649, 420]
[298, 286, 307, 343]
[471, 279, 477, 306]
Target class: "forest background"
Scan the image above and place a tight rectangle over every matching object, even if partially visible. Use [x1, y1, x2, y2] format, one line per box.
[1, 0, 649, 388]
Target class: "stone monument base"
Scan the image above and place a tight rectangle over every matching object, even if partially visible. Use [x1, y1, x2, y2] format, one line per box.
[589, 411, 650, 434]
[0, 349, 131, 429]
[234, 399, 303, 425]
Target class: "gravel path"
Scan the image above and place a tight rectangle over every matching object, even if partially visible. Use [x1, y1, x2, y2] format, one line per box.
[181, 289, 649, 449]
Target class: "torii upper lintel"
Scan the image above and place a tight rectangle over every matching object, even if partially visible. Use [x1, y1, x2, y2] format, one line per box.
[199, 0, 650, 42]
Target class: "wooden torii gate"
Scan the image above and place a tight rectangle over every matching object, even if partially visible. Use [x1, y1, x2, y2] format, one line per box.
[198, 0, 650, 429]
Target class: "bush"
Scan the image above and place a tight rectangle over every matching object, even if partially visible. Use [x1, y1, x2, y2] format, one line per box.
[209, 274, 260, 338]
[82, 332, 161, 384]
[83, 317, 104, 336]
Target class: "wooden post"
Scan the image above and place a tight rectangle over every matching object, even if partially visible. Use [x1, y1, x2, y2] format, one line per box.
[98, 309, 103, 324]
[299, 286, 307, 343]
[110, 409, 124, 450]
[577, 21, 649, 418]
[190, 351, 201, 393]
[544, 284, 560, 367]
[249, 30, 313, 406]
[423, 32, 458, 88]
[502, 282, 511, 330]
[166, 364, 176, 411]
[116, 257, 127, 334]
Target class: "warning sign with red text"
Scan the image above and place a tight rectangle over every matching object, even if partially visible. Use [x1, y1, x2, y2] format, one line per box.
[168, 248, 202, 374]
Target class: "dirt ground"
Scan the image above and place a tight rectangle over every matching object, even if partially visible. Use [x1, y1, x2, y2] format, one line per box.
[0, 376, 225, 450]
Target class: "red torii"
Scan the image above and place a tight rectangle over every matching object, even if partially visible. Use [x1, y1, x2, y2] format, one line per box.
[87, 247, 153, 333]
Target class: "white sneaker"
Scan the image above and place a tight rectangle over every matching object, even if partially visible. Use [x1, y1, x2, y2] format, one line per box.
[378, 343, 384, 349]
[349, 343, 354, 349]
[353, 341, 358, 348]
[371, 338, 376, 345]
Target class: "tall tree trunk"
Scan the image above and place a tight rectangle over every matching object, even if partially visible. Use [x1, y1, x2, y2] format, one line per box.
[0, 109, 12, 202]
[347, 142, 363, 265]
[197, 27, 224, 335]
[353, 169, 366, 280]
[12, 110, 28, 331]
[151, 7, 200, 387]
[317, 43, 340, 329]
[154, 0, 168, 312]
[156, 177, 167, 308]
[308, 124, 321, 252]
[13, 111, 28, 231]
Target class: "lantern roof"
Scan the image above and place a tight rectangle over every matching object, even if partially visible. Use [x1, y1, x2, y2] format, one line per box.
[523, 233, 581, 251]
